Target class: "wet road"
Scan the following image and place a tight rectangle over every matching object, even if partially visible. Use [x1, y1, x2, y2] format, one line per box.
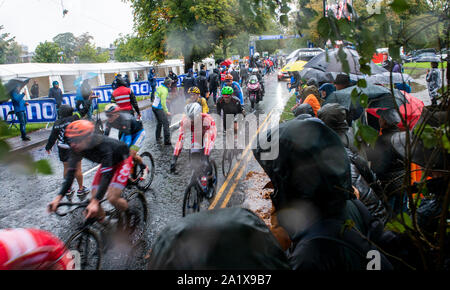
[0, 72, 290, 269]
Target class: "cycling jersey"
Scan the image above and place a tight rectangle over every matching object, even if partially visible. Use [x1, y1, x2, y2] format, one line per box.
[195, 97, 209, 114]
[221, 81, 244, 105]
[112, 86, 140, 116]
[0, 228, 73, 270]
[152, 84, 170, 113]
[174, 113, 217, 157]
[216, 96, 243, 129]
[104, 112, 145, 151]
[59, 135, 130, 201]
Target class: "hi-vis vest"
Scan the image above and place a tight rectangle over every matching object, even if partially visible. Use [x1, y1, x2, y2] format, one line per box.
[112, 87, 133, 111]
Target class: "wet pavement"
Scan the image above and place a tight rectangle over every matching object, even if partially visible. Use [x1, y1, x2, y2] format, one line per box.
[0, 72, 291, 269]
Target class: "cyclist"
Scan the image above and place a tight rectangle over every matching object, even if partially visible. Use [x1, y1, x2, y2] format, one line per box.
[103, 104, 149, 180]
[0, 228, 74, 270]
[188, 86, 209, 114]
[216, 86, 244, 132]
[111, 75, 141, 118]
[251, 67, 265, 99]
[45, 104, 89, 199]
[48, 120, 132, 221]
[221, 74, 244, 105]
[170, 103, 217, 197]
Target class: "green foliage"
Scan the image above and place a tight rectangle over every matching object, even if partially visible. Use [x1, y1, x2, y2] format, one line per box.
[353, 119, 379, 147]
[114, 35, 146, 62]
[76, 43, 110, 63]
[33, 41, 62, 63]
[385, 213, 414, 233]
[53, 32, 77, 63]
[0, 26, 16, 64]
[0, 78, 7, 103]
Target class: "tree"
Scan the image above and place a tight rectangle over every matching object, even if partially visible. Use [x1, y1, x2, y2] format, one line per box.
[53, 32, 77, 62]
[126, 0, 291, 69]
[33, 41, 62, 63]
[0, 26, 15, 64]
[113, 34, 146, 62]
[5, 41, 23, 64]
[76, 43, 109, 63]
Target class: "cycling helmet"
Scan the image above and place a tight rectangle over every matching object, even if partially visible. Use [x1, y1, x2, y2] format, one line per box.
[253, 68, 259, 73]
[225, 74, 234, 81]
[188, 86, 201, 95]
[185, 102, 202, 120]
[105, 103, 120, 115]
[52, 81, 59, 87]
[115, 75, 127, 87]
[65, 120, 95, 138]
[58, 104, 74, 119]
[221, 86, 234, 96]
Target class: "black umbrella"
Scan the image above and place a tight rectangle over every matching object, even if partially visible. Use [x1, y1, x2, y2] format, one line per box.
[5, 77, 30, 94]
[324, 84, 407, 110]
[305, 48, 388, 76]
[299, 68, 334, 83]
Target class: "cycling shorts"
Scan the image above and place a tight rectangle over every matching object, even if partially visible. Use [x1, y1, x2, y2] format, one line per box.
[92, 156, 133, 191]
[120, 129, 145, 152]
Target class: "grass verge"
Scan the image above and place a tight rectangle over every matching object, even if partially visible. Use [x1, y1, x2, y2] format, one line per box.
[279, 94, 297, 123]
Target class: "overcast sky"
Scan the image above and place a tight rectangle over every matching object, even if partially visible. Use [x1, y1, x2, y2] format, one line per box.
[0, 0, 135, 51]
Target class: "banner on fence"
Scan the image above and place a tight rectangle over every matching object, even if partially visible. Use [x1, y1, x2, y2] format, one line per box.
[0, 98, 57, 124]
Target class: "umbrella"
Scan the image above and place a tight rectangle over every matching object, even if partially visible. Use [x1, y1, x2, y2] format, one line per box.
[366, 72, 414, 85]
[305, 48, 388, 76]
[5, 77, 30, 94]
[366, 92, 424, 130]
[324, 84, 407, 110]
[281, 60, 307, 72]
[74, 72, 98, 88]
[220, 59, 232, 67]
[299, 68, 334, 83]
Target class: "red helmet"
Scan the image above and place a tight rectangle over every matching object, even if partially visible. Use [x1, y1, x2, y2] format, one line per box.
[225, 74, 233, 81]
[65, 120, 95, 138]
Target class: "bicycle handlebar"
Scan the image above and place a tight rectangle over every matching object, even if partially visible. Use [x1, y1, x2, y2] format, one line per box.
[54, 201, 90, 217]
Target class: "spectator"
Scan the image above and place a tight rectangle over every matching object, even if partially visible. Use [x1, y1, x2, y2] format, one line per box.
[306, 78, 318, 88]
[334, 73, 351, 91]
[30, 80, 39, 99]
[111, 73, 122, 90]
[253, 119, 394, 271]
[181, 69, 196, 98]
[318, 83, 336, 100]
[148, 68, 157, 102]
[366, 108, 406, 216]
[392, 61, 402, 73]
[208, 68, 221, 104]
[123, 74, 131, 88]
[152, 77, 172, 145]
[195, 70, 209, 101]
[230, 67, 240, 83]
[318, 103, 389, 224]
[10, 85, 30, 141]
[426, 62, 442, 105]
[48, 81, 63, 109]
[168, 70, 179, 95]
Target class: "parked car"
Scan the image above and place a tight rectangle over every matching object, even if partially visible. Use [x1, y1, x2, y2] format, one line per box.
[277, 70, 290, 81]
[414, 52, 441, 63]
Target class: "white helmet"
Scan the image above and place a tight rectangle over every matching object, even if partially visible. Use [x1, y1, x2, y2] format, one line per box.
[252, 68, 259, 73]
[185, 102, 202, 120]
[254, 52, 260, 58]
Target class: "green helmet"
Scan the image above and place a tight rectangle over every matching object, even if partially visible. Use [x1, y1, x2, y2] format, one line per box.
[221, 86, 234, 96]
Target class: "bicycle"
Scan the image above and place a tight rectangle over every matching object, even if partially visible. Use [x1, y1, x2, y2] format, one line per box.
[128, 151, 155, 191]
[54, 189, 148, 270]
[221, 120, 243, 177]
[182, 151, 218, 217]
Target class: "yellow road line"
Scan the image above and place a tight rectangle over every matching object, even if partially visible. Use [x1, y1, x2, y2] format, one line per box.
[209, 110, 273, 210]
[219, 118, 271, 208]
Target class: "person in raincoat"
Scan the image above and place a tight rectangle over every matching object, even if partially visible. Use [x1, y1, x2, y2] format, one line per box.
[253, 118, 394, 270]
[148, 207, 291, 270]
[426, 62, 442, 105]
[10, 85, 30, 141]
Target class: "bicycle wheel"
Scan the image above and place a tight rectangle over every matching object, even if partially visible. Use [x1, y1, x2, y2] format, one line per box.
[126, 191, 148, 245]
[135, 152, 155, 191]
[65, 228, 102, 270]
[222, 150, 234, 178]
[182, 183, 200, 217]
[209, 160, 218, 198]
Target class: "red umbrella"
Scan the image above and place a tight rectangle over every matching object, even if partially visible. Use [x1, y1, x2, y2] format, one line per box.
[366, 92, 424, 131]
[220, 59, 232, 67]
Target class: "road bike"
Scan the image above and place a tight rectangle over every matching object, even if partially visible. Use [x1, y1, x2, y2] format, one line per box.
[182, 150, 218, 217]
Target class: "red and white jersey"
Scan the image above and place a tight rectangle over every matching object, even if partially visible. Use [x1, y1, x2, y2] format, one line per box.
[174, 113, 217, 157]
[0, 228, 74, 270]
[112, 86, 133, 111]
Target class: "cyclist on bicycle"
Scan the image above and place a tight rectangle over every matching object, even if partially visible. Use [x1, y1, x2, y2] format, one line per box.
[187, 86, 209, 114]
[216, 86, 245, 132]
[221, 74, 244, 105]
[170, 103, 217, 197]
[103, 104, 148, 180]
[0, 228, 74, 270]
[48, 120, 133, 221]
